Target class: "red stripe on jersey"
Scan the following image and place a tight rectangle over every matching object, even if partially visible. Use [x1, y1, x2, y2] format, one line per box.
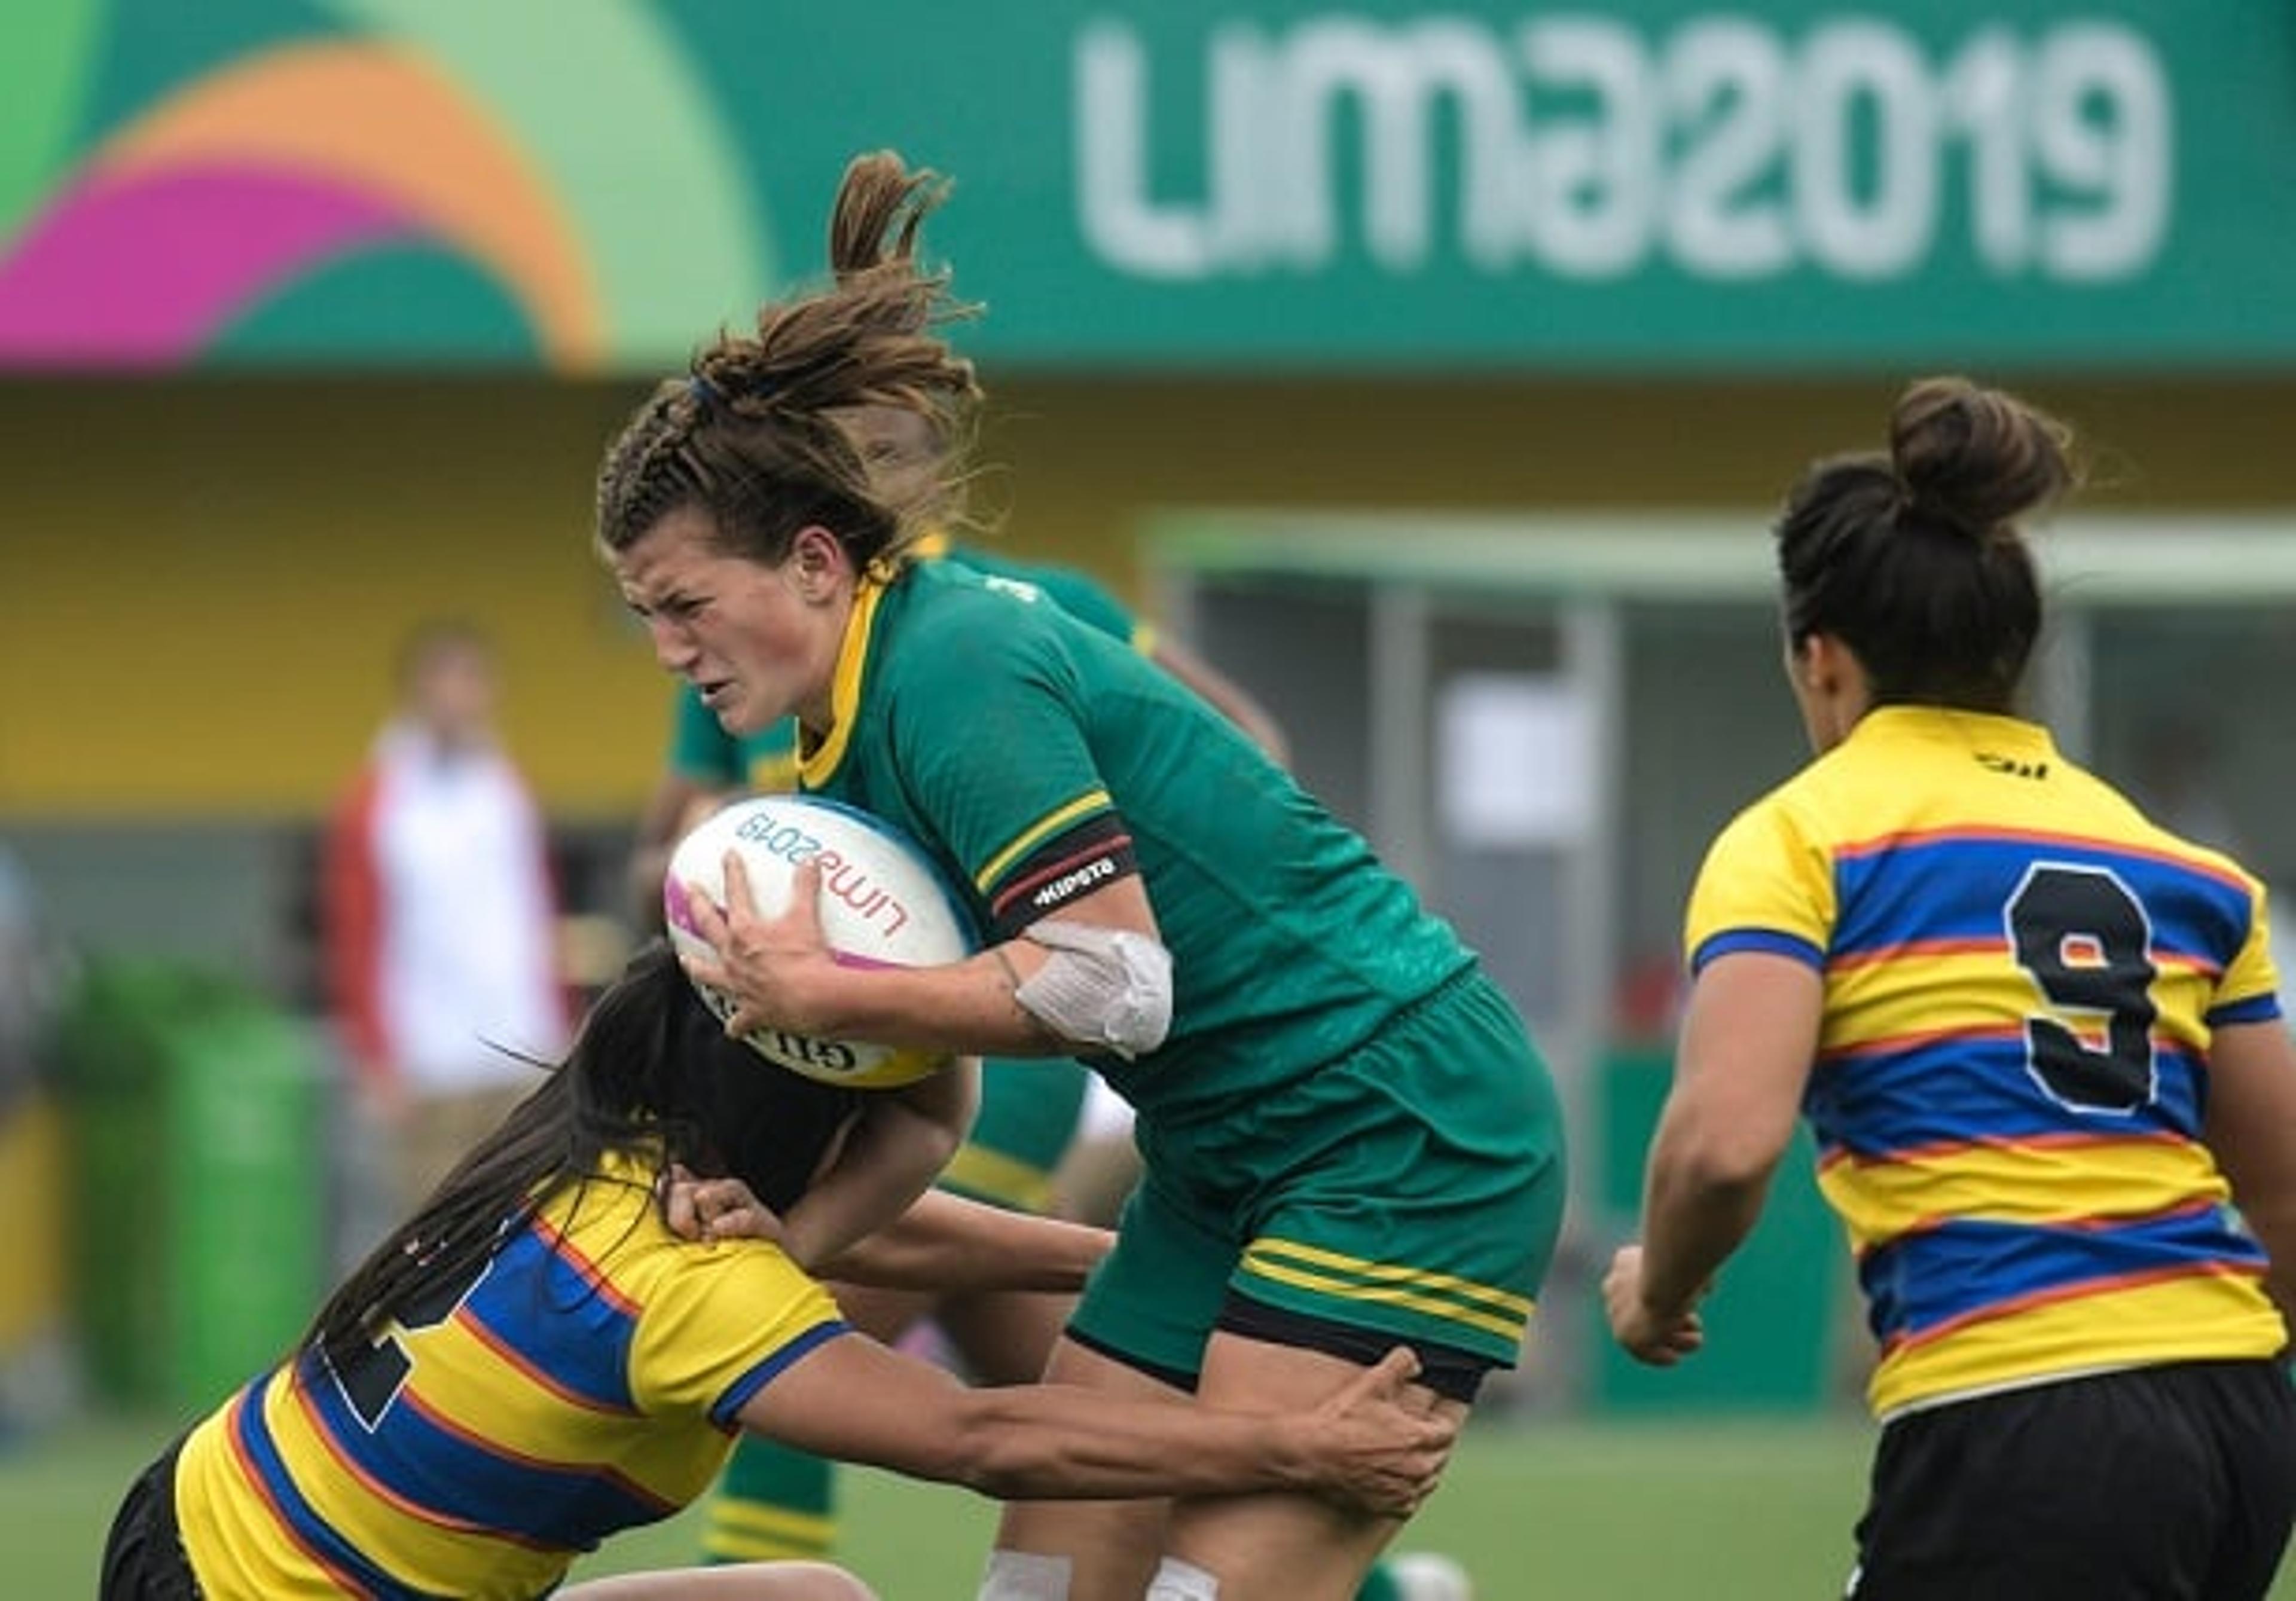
[1833, 825, 2254, 896]
[527, 1212, 643, 1319]
[399, 1388, 678, 1519]
[453, 1305, 642, 1419]
[1877, 1258, 2266, 1357]
[285, 1367, 512, 1542]
[991, 833, 1137, 921]
[221, 1389, 377, 1596]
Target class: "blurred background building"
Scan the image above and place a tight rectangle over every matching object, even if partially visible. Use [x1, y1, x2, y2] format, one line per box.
[2, 0, 2294, 1424]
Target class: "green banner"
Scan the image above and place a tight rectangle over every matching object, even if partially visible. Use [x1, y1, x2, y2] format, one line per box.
[2, 1, 2291, 372]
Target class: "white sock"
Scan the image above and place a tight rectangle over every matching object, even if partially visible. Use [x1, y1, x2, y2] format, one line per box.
[977, 1550, 1074, 1601]
[1145, 1556, 1220, 1600]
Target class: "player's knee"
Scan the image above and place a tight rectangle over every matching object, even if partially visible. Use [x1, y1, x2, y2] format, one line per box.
[978, 1550, 1074, 1601]
[789, 1562, 879, 1601]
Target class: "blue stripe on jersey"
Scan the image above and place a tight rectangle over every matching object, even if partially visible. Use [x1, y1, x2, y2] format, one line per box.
[1690, 927, 1824, 974]
[2209, 992, 2285, 1026]
[235, 1376, 451, 1601]
[1805, 1037, 2205, 1157]
[463, 1224, 642, 1414]
[1860, 1207, 2270, 1348]
[1832, 834, 2254, 973]
[710, 1318, 848, 1426]
[295, 1351, 674, 1548]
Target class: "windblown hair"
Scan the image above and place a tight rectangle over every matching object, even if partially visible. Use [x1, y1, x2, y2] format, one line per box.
[593, 149, 983, 575]
[304, 943, 859, 1371]
[1775, 376, 2080, 713]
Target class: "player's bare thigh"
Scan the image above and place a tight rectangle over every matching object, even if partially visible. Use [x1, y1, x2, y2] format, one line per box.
[1164, 1330, 1462, 1601]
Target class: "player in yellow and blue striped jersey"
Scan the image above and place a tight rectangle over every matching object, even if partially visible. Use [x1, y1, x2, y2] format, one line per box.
[96, 944, 1455, 1601]
[1605, 378, 2296, 1601]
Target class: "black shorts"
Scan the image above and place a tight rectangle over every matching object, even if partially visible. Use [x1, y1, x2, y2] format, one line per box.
[99, 1434, 202, 1600]
[1849, 1359, 2296, 1601]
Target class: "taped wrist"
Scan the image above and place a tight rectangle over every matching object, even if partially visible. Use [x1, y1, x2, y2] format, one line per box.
[1012, 919, 1173, 1059]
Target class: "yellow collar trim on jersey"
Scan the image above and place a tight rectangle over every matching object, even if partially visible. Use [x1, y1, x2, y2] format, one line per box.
[915, 527, 954, 560]
[798, 577, 887, 787]
[1857, 705, 2051, 747]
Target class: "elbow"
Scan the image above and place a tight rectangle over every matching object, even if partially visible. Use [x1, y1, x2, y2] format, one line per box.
[1660, 1123, 1789, 1202]
[1015, 926, 1174, 1059]
[921, 1118, 966, 1178]
[915, 1081, 973, 1169]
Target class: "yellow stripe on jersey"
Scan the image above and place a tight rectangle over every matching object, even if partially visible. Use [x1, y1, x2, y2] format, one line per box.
[1870, 1267, 2286, 1419]
[1823, 952, 2215, 1058]
[1818, 1135, 2233, 1253]
[1241, 1238, 1533, 1342]
[261, 1365, 584, 1591]
[975, 790, 1113, 893]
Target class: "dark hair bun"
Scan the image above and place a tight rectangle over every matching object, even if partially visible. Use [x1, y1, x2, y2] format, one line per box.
[1889, 376, 2075, 540]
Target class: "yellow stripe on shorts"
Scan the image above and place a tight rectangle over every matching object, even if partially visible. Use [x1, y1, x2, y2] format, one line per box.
[1241, 1238, 1531, 1342]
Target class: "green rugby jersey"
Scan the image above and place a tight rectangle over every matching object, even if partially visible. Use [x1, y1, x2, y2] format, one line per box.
[795, 559, 1473, 1121]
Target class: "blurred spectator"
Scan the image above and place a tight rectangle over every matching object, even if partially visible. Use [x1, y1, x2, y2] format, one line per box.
[320, 621, 569, 1220]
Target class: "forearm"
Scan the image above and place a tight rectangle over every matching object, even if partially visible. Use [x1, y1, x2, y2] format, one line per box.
[1632, 956, 1816, 1320]
[778, 1071, 973, 1269]
[804, 946, 1072, 1060]
[1636, 1116, 1778, 1318]
[948, 1386, 1314, 1501]
[817, 1190, 1112, 1294]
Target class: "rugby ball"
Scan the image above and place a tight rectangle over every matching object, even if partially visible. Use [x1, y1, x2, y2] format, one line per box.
[662, 795, 976, 1088]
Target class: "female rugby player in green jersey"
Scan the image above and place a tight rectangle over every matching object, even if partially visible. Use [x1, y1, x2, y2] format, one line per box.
[99, 944, 1454, 1601]
[1604, 377, 2296, 1600]
[625, 154, 1333, 1588]
[596, 160, 1566, 1601]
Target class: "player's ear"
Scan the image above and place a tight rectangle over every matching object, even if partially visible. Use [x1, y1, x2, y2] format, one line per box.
[1793, 632, 1845, 693]
[788, 525, 848, 602]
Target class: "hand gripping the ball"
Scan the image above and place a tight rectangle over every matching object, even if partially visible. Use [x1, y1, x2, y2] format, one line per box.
[678, 851, 842, 1041]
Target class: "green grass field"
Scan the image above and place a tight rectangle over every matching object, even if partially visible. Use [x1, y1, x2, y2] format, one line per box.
[22, 1408, 2295, 1598]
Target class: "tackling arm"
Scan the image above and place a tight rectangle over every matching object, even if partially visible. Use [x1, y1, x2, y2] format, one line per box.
[771, 1059, 979, 1272]
[741, 1338, 1451, 1514]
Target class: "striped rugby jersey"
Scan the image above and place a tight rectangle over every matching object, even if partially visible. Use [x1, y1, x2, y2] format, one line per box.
[1686, 705, 2287, 1418]
[173, 1153, 846, 1599]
